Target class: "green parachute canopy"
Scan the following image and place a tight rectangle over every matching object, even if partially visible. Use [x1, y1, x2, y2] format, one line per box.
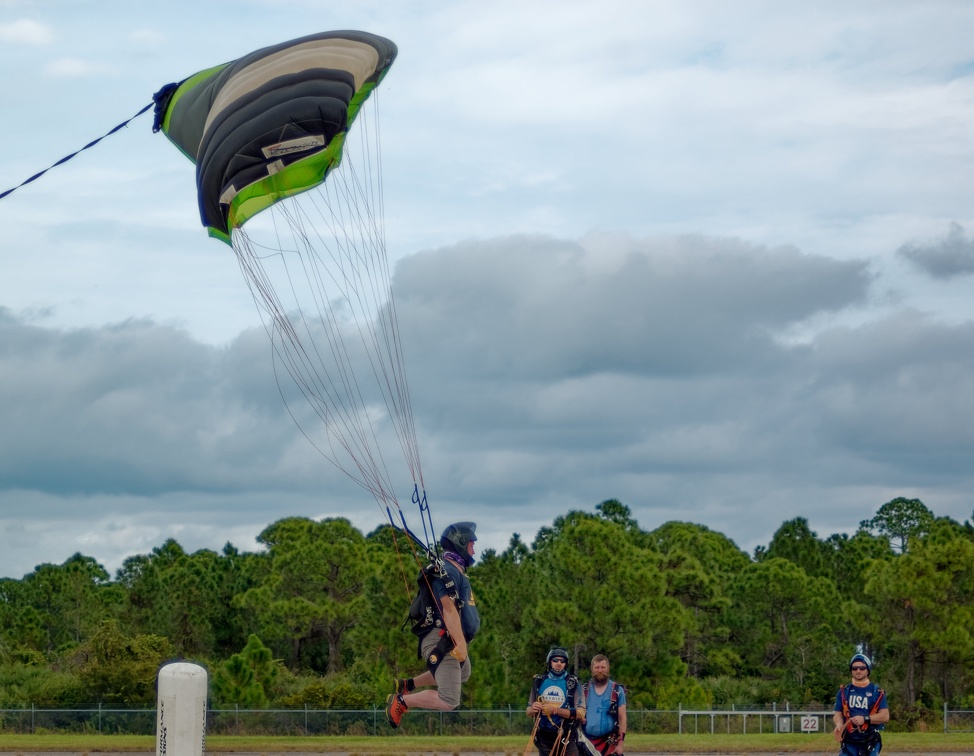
[152, 30, 397, 243]
[152, 29, 435, 556]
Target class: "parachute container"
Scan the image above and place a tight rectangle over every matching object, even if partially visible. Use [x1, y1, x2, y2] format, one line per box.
[156, 662, 208, 756]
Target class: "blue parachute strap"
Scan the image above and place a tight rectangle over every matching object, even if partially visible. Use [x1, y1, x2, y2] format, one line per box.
[386, 507, 437, 562]
[412, 484, 438, 556]
[0, 102, 154, 201]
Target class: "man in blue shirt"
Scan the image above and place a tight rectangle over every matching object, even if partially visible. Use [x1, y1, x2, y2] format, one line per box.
[580, 654, 627, 755]
[832, 653, 889, 755]
[386, 522, 480, 728]
[527, 646, 583, 756]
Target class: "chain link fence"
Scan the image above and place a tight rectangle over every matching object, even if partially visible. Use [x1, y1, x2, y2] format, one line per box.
[0, 704, 970, 736]
[946, 708, 974, 733]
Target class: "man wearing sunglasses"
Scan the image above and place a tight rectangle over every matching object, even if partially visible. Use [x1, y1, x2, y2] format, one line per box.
[527, 647, 584, 756]
[832, 654, 889, 755]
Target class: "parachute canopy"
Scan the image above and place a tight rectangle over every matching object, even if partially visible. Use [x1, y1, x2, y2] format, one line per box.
[153, 30, 436, 554]
[152, 30, 397, 243]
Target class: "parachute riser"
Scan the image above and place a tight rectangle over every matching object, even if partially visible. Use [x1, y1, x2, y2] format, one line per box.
[388, 496, 439, 565]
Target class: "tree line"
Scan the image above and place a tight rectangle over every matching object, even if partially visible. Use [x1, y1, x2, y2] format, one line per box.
[1, 496, 972, 731]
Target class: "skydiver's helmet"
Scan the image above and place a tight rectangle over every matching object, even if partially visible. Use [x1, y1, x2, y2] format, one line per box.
[546, 646, 569, 674]
[441, 521, 478, 565]
[850, 653, 872, 672]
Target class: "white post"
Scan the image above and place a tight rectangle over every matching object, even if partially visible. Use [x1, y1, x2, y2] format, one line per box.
[157, 662, 208, 756]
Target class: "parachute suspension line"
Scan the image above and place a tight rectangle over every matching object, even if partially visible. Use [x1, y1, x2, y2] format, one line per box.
[285, 178, 404, 505]
[329, 150, 433, 550]
[371, 94, 426, 493]
[228, 100, 431, 548]
[268, 202, 400, 509]
[231, 202, 387, 498]
[0, 102, 154, 201]
[335, 95, 425, 490]
[236, 225, 400, 514]
[301, 106, 424, 488]
[337, 99, 432, 548]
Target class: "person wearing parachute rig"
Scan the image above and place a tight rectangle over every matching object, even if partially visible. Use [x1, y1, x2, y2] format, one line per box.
[527, 647, 585, 756]
[386, 522, 480, 728]
[832, 653, 889, 755]
[580, 654, 627, 755]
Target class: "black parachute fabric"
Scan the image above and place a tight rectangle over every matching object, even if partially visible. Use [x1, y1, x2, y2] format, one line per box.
[153, 31, 397, 242]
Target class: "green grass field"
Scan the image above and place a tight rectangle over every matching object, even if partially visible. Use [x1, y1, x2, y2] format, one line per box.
[0, 732, 973, 754]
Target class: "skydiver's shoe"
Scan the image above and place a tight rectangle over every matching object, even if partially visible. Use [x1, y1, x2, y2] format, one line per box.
[386, 692, 408, 729]
[393, 677, 414, 694]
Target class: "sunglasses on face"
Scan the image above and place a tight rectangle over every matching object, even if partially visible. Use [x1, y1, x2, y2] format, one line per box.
[851, 665, 868, 670]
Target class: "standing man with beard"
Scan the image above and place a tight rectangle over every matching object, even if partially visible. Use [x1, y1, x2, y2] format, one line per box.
[580, 655, 627, 755]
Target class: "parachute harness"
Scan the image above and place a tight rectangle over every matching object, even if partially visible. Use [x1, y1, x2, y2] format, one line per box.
[839, 682, 885, 742]
[531, 673, 580, 756]
[395, 491, 467, 651]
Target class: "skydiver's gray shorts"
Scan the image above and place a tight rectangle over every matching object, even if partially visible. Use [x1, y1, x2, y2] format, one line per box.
[420, 630, 471, 708]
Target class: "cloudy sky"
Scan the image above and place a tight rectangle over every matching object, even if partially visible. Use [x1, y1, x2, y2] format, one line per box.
[1, 0, 973, 580]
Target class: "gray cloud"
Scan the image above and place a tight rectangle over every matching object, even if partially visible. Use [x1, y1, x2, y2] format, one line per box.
[0, 312, 329, 498]
[2, 2, 974, 577]
[898, 223, 974, 280]
[398, 234, 870, 382]
[399, 236, 972, 541]
[2, 232, 973, 580]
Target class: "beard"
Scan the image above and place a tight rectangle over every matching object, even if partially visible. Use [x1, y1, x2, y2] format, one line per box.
[592, 671, 609, 684]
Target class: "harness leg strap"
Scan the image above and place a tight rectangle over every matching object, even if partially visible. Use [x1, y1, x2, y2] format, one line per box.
[425, 632, 455, 675]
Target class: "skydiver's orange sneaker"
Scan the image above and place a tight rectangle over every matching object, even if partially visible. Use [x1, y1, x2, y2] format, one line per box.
[386, 692, 408, 728]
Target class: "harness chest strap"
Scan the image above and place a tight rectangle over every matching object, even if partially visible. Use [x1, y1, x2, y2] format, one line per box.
[840, 684, 885, 733]
[406, 556, 465, 636]
[533, 675, 581, 723]
[426, 557, 464, 607]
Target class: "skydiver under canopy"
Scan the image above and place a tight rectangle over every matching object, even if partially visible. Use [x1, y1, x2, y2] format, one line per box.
[386, 522, 480, 728]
